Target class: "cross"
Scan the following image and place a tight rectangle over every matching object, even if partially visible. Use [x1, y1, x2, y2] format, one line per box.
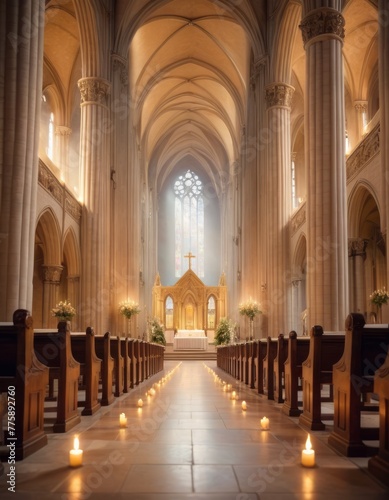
[184, 251, 196, 270]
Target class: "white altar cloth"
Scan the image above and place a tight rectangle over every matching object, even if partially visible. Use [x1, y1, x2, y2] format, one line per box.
[176, 329, 206, 337]
[173, 336, 208, 350]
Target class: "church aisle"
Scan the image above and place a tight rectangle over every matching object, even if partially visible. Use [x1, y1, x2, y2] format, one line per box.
[1, 360, 389, 499]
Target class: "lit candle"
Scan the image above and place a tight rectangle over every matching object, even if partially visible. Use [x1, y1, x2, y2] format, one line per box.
[241, 401, 247, 411]
[260, 416, 269, 430]
[119, 412, 127, 427]
[301, 434, 315, 467]
[227, 384, 232, 391]
[231, 391, 237, 400]
[137, 398, 143, 408]
[69, 436, 83, 467]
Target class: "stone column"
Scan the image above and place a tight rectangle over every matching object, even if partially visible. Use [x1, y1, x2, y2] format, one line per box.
[42, 265, 63, 328]
[379, 0, 389, 267]
[348, 238, 368, 315]
[0, 0, 45, 320]
[78, 76, 111, 331]
[300, 4, 349, 330]
[55, 125, 72, 183]
[264, 83, 294, 335]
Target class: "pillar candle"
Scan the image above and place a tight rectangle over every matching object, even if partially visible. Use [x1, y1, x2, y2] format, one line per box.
[119, 413, 127, 427]
[301, 434, 315, 467]
[69, 436, 83, 467]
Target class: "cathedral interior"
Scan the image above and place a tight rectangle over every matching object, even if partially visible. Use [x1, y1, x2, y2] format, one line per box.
[1, 0, 389, 497]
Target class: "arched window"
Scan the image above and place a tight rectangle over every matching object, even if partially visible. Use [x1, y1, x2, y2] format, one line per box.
[207, 296, 216, 329]
[165, 296, 174, 329]
[174, 170, 204, 277]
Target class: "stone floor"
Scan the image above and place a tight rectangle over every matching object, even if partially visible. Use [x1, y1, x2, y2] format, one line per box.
[1, 360, 388, 499]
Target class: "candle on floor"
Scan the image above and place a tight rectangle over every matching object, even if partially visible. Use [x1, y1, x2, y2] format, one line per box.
[137, 398, 143, 408]
[119, 412, 127, 427]
[301, 434, 315, 467]
[231, 390, 237, 400]
[241, 401, 247, 411]
[260, 416, 269, 430]
[69, 436, 83, 467]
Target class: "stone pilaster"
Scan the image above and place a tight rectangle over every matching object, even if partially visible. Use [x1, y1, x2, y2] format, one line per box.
[264, 83, 294, 336]
[0, 0, 45, 320]
[300, 4, 348, 330]
[55, 125, 72, 183]
[348, 238, 368, 315]
[42, 265, 63, 327]
[78, 76, 111, 331]
[354, 101, 368, 140]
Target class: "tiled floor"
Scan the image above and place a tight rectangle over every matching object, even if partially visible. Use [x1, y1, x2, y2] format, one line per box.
[1, 360, 389, 499]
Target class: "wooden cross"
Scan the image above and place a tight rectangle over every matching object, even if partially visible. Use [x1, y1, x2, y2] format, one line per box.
[184, 251, 196, 270]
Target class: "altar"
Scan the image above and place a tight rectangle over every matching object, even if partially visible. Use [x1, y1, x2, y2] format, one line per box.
[173, 329, 208, 350]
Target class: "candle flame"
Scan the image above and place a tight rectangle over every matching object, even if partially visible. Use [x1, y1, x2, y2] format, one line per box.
[305, 434, 312, 451]
[73, 436, 79, 451]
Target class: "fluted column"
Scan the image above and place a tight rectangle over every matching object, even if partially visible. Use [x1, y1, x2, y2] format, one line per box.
[42, 265, 63, 327]
[0, 0, 45, 320]
[264, 83, 294, 336]
[78, 76, 111, 332]
[301, 4, 348, 330]
[379, 0, 389, 273]
[348, 238, 368, 315]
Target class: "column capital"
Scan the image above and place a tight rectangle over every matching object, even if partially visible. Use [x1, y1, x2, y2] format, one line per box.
[250, 56, 267, 91]
[43, 265, 63, 283]
[265, 83, 294, 109]
[300, 7, 345, 47]
[348, 238, 369, 257]
[78, 77, 111, 104]
[354, 100, 368, 113]
[55, 125, 72, 136]
[112, 54, 128, 86]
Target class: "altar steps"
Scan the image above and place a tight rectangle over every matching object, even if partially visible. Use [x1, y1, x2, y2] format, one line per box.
[163, 344, 217, 361]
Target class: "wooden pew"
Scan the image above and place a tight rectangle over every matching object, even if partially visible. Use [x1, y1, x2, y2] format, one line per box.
[263, 335, 284, 400]
[134, 340, 143, 385]
[368, 343, 389, 486]
[273, 333, 290, 403]
[242, 342, 253, 385]
[254, 338, 268, 394]
[70, 328, 101, 415]
[110, 336, 124, 397]
[94, 332, 115, 406]
[298, 327, 344, 430]
[120, 337, 131, 393]
[282, 333, 310, 416]
[127, 339, 137, 388]
[155, 343, 164, 373]
[0, 310, 48, 460]
[328, 313, 389, 457]
[248, 340, 258, 388]
[34, 321, 81, 432]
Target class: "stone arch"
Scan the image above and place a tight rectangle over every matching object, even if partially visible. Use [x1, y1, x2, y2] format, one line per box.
[348, 181, 385, 321]
[33, 208, 62, 327]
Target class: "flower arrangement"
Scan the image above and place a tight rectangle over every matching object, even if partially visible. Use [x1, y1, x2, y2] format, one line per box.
[149, 317, 166, 346]
[214, 317, 236, 345]
[118, 300, 141, 319]
[239, 298, 261, 320]
[51, 300, 76, 320]
[370, 288, 389, 308]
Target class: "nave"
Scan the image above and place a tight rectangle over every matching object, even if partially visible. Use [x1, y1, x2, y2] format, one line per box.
[1, 360, 388, 499]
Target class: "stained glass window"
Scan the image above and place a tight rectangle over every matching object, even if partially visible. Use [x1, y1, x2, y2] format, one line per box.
[174, 170, 204, 277]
